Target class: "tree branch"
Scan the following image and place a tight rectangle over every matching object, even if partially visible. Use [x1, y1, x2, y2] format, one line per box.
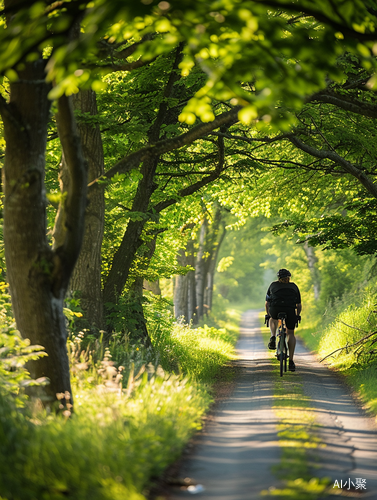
[159, 153, 216, 165]
[320, 329, 377, 362]
[88, 106, 241, 187]
[307, 91, 377, 119]
[86, 57, 157, 73]
[98, 33, 156, 60]
[148, 43, 184, 143]
[251, 0, 377, 42]
[289, 135, 377, 199]
[154, 130, 226, 213]
[210, 130, 291, 144]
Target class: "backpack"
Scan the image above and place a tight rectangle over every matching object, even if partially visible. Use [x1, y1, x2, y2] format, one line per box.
[269, 284, 298, 308]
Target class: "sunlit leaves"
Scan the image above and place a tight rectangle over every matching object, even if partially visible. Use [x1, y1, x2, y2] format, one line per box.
[1, 0, 376, 126]
[179, 96, 215, 123]
[239, 105, 258, 125]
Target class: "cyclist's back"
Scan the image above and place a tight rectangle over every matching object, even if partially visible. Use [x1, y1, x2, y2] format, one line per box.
[265, 268, 302, 372]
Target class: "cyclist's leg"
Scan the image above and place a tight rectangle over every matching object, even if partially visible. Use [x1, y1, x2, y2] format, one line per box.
[287, 329, 296, 360]
[285, 308, 297, 370]
[267, 312, 278, 350]
[269, 318, 278, 336]
[267, 318, 278, 349]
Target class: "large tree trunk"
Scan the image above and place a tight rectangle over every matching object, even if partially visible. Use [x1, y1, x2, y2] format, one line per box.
[70, 90, 105, 330]
[1, 60, 87, 407]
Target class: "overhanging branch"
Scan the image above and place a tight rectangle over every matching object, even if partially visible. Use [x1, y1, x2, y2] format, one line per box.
[289, 134, 377, 198]
[89, 106, 241, 187]
[308, 91, 377, 119]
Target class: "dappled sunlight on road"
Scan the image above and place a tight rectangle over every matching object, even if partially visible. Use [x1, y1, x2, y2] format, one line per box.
[169, 310, 377, 499]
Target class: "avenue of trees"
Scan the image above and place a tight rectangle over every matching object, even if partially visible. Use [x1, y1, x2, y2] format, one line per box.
[1, 0, 377, 406]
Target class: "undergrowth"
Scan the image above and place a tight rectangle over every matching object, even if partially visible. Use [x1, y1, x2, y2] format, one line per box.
[300, 290, 377, 418]
[0, 284, 238, 500]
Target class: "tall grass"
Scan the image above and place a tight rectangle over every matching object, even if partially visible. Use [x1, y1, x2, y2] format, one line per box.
[153, 322, 237, 380]
[0, 373, 210, 500]
[300, 290, 377, 417]
[0, 285, 238, 500]
[316, 293, 377, 369]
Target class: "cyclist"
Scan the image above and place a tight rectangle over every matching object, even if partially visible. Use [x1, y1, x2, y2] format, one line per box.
[265, 269, 301, 372]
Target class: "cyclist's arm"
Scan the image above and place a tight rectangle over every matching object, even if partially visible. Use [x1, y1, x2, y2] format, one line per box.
[265, 301, 270, 315]
[296, 303, 302, 315]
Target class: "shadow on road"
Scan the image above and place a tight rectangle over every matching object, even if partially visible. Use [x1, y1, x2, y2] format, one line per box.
[167, 310, 377, 499]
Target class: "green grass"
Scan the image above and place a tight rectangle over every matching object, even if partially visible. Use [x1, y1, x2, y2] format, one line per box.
[0, 373, 210, 500]
[300, 294, 377, 419]
[0, 290, 239, 500]
[153, 322, 237, 381]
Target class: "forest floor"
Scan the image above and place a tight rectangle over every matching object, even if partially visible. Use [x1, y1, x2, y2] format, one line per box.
[159, 309, 377, 500]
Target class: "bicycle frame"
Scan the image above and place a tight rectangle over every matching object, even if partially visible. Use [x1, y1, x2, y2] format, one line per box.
[277, 312, 289, 377]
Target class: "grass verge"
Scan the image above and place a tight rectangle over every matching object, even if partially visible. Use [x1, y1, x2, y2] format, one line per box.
[299, 294, 377, 420]
[0, 296, 240, 500]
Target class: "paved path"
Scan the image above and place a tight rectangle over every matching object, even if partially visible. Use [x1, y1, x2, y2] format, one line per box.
[168, 310, 377, 499]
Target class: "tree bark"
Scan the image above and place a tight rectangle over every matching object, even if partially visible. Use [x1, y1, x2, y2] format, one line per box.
[1, 59, 87, 407]
[70, 90, 105, 330]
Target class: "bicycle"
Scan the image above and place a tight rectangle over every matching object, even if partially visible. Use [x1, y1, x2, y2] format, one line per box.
[265, 312, 301, 375]
[276, 312, 288, 377]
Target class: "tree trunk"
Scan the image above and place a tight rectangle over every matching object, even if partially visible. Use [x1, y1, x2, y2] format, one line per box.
[103, 157, 158, 310]
[174, 248, 189, 321]
[187, 239, 198, 324]
[123, 236, 158, 346]
[70, 90, 105, 330]
[194, 208, 226, 320]
[303, 241, 320, 301]
[204, 209, 226, 313]
[173, 237, 197, 324]
[127, 276, 152, 347]
[1, 60, 87, 407]
[195, 218, 208, 319]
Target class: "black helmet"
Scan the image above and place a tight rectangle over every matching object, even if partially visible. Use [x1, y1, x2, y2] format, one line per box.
[277, 268, 291, 278]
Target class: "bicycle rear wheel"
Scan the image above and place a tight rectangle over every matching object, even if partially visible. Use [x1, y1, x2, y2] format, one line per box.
[279, 352, 284, 377]
[279, 336, 284, 377]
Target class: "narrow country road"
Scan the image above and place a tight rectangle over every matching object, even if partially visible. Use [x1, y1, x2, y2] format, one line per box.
[168, 310, 377, 499]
